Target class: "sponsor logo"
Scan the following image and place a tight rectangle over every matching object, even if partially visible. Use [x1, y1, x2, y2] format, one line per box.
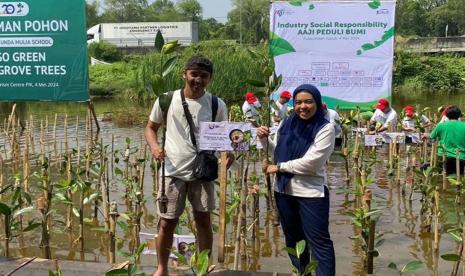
[275, 9, 285, 17]
[274, 9, 294, 17]
[0, 2, 29, 16]
[376, 9, 389, 15]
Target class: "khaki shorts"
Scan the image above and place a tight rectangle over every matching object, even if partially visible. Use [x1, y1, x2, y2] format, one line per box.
[157, 176, 215, 219]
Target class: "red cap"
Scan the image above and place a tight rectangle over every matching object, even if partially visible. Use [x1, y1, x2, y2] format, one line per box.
[280, 91, 292, 99]
[322, 102, 328, 110]
[404, 105, 415, 117]
[245, 92, 257, 104]
[376, 98, 389, 110]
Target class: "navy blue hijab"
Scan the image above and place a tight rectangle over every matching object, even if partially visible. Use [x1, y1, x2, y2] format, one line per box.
[274, 84, 329, 192]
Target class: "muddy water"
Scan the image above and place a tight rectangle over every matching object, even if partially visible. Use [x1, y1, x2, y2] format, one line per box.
[0, 92, 464, 275]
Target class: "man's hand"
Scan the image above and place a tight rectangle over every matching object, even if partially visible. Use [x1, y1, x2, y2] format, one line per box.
[150, 145, 165, 161]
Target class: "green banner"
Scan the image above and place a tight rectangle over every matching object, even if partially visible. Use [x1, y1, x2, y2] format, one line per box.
[0, 0, 88, 101]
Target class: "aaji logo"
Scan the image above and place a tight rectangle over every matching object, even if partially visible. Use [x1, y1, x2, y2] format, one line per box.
[275, 9, 285, 17]
[0, 2, 29, 16]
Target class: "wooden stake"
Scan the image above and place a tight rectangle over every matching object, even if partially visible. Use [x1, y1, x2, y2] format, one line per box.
[218, 152, 228, 264]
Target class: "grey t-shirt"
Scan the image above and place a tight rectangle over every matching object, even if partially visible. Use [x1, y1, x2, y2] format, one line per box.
[149, 89, 228, 181]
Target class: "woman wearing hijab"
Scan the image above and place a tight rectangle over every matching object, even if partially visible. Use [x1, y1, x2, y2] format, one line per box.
[257, 84, 336, 276]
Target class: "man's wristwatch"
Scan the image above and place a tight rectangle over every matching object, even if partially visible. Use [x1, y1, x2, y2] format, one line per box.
[276, 162, 281, 172]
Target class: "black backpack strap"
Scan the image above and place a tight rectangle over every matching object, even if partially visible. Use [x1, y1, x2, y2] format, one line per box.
[212, 95, 218, 122]
[180, 88, 198, 150]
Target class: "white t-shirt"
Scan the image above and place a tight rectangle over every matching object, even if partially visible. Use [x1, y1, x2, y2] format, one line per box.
[242, 101, 261, 120]
[149, 89, 228, 181]
[261, 123, 335, 198]
[370, 108, 398, 130]
[324, 109, 342, 138]
[402, 114, 430, 129]
[273, 100, 289, 126]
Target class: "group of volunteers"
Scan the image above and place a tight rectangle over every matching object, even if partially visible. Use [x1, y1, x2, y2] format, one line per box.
[144, 55, 465, 276]
[367, 98, 465, 175]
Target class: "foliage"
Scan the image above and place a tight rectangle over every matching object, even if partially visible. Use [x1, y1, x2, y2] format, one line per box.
[283, 240, 318, 276]
[88, 42, 122, 63]
[394, 52, 465, 90]
[388, 260, 424, 275]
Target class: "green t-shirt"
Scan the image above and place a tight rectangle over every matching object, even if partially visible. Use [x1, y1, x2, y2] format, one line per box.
[430, 120, 465, 160]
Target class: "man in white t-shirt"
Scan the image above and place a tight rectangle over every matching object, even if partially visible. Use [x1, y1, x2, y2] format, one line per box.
[369, 98, 398, 134]
[242, 92, 261, 125]
[272, 90, 292, 126]
[401, 105, 431, 132]
[322, 103, 342, 146]
[145, 56, 232, 276]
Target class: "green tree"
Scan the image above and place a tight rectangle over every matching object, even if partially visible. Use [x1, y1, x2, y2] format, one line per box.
[199, 18, 226, 40]
[86, 1, 100, 28]
[426, 0, 465, 37]
[144, 0, 186, 22]
[101, 0, 148, 22]
[395, 0, 429, 36]
[177, 0, 202, 21]
[225, 0, 269, 44]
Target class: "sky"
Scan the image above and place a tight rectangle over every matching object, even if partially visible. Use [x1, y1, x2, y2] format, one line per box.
[195, 0, 233, 23]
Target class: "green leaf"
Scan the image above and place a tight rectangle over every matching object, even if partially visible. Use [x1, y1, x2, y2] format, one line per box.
[304, 260, 318, 275]
[13, 206, 34, 219]
[114, 167, 123, 177]
[441, 253, 461, 262]
[162, 56, 178, 78]
[283, 246, 297, 256]
[246, 79, 266, 87]
[308, 4, 315, 10]
[83, 193, 99, 205]
[105, 268, 128, 276]
[447, 229, 463, 243]
[159, 92, 173, 113]
[24, 222, 41, 232]
[296, 240, 306, 258]
[401, 260, 424, 273]
[119, 212, 131, 221]
[161, 40, 180, 55]
[117, 220, 129, 232]
[0, 203, 11, 216]
[128, 264, 138, 276]
[196, 249, 210, 275]
[172, 252, 187, 265]
[388, 262, 398, 271]
[154, 30, 164, 53]
[289, 1, 302, 6]
[72, 207, 80, 218]
[269, 32, 296, 57]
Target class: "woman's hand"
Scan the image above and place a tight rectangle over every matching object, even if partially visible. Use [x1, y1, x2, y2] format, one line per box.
[266, 165, 279, 174]
[257, 126, 270, 139]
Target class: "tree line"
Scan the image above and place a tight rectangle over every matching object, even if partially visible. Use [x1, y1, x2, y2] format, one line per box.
[86, 0, 465, 45]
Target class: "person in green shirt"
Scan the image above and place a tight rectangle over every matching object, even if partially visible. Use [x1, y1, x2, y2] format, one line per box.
[430, 106, 465, 175]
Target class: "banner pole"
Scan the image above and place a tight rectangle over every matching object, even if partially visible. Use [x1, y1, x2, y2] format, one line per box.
[88, 100, 100, 132]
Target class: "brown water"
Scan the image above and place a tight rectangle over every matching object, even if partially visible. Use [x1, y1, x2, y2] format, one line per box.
[1, 91, 465, 275]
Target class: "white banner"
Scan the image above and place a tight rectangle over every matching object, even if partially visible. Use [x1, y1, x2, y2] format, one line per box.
[270, 1, 396, 109]
[199, 122, 252, 151]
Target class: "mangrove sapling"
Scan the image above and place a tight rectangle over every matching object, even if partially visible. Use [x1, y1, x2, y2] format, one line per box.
[106, 242, 148, 276]
[388, 260, 424, 275]
[233, 152, 249, 270]
[440, 227, 463, 276]
[0, 184, 37, 257]
[283, 240, 318, 276]
[245, 48, 282, 211]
